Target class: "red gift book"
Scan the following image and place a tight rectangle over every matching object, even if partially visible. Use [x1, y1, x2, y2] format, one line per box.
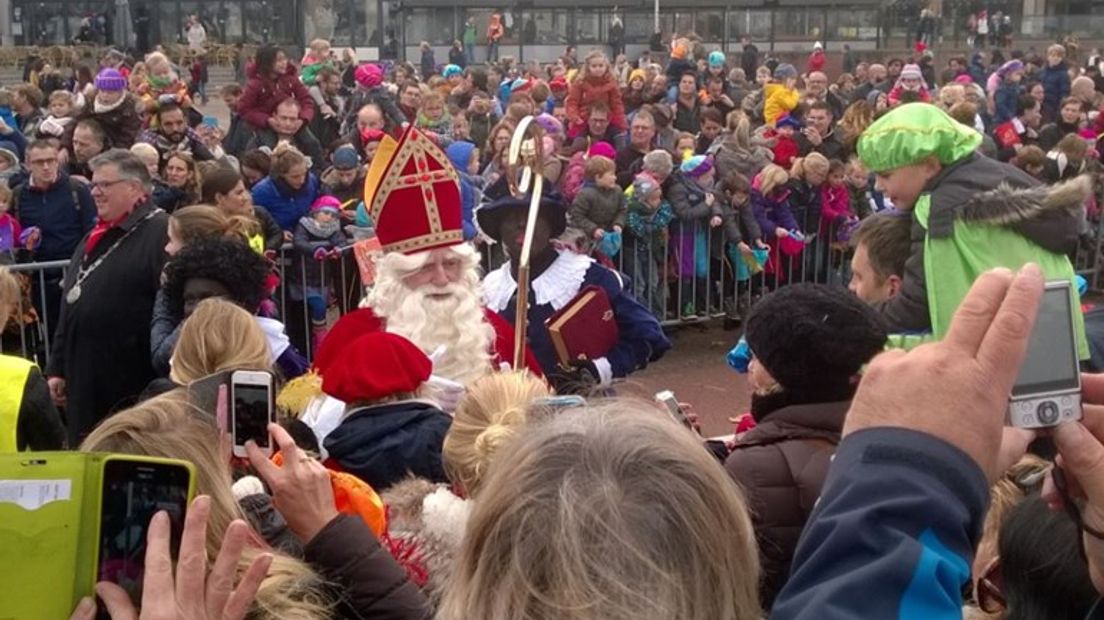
[544, 285, 619, 367]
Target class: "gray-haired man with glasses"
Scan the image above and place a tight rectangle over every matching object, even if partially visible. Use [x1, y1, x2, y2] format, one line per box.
[47, 149, 169, 445]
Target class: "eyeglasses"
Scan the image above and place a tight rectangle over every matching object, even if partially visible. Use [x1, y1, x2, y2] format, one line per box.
[90, 179, 131, 192]
[28, 158, 58, 167]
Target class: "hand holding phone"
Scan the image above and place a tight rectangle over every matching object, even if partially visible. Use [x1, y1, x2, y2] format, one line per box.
[247, 423, 339, 543]
[75, 496, 272, 620]
[231, 370, 274, 458]
[655, 390, 695, 431]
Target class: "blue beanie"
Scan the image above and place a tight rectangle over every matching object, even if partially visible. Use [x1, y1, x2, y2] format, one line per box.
[443, 64, 462, 78]
[708, 51, 726, 68]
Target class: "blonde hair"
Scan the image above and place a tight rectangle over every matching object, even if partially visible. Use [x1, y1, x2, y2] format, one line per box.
[758, 163, 790, 196]
[442, 371, 551, 497]
[839, 100, 874, 149]
[169, 204, 258, 246]
[129, 142, 159, 166]
[790, 153, 830, 181]
[309, 38, 331, 55]
[169, 298, 272, 384]
[80, 393, 333, 619]
[48, 89, 74, 106]
[0, 266, 21, 330]
[144, 51, 172, 73]
[1048, 43, 1067, 58]
[271, 142, 309, 177]
[438, 402, 761, 620]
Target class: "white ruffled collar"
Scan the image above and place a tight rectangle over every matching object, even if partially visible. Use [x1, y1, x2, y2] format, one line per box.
[483, 250, 593, 313]
[255, 316, 290, 358]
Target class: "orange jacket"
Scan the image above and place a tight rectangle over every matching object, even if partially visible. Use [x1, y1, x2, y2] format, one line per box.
[565, 74, 627, 131]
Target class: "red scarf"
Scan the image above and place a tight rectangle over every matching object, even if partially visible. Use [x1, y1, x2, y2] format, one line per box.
[84, 210, 132, 257]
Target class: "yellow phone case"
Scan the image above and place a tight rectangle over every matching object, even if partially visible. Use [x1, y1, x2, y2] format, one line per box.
[0, 452, 196, 619]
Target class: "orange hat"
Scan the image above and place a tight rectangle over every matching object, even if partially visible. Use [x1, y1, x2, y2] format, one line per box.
[272, 451, 387, 536]
[363, 126, 464, 254]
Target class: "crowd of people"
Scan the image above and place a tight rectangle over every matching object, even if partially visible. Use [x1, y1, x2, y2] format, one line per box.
[1, 28, 1104, 619]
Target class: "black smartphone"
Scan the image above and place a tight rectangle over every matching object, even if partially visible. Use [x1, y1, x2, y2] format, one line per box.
[96, 458, 192, 605]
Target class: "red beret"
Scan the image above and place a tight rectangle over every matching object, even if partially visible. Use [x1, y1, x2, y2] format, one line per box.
[314, 308, 383, 374]
[321, 332, 432, 403]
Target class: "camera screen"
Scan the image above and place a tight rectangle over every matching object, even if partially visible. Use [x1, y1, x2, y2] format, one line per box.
[97, 460, 190, 601]
[1012, 284, 1079, 397]
[234, 383, 271, 448]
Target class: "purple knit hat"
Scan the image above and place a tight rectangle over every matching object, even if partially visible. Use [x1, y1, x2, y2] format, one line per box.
[680, 155, 714, 178]
[95, 68, 127, 92]
[534, 113, 563, 137]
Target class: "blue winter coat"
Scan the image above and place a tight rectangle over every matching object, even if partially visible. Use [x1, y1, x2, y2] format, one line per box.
[250, 174, 321, 231]
[323, 401, 452, 492]
[1040, 62, 1071, 117]
[772, 428, 989, 619]
[993, 82, 1023, 125]
[445, 141, 478, 240]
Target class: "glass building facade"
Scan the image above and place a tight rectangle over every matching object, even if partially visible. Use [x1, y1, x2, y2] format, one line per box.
[10, 0, 377, 48]
[9, 0, 1099, 56]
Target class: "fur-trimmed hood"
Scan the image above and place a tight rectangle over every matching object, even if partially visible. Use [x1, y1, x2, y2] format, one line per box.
[959, 174, 1090, 226]
[926, 153, 1086, 255]
[381, 477, 470, 608]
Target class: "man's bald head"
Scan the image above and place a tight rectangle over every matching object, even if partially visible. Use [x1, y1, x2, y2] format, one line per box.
[869, 64, 887, 82]
[805, 71, 829, 96]
[357, 104, 384, 131]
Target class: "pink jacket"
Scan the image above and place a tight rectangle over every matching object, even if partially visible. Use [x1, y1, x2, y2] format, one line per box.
[819, 184, 852, 235]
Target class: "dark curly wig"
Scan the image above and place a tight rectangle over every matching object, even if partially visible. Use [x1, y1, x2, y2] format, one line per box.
[163, 237, 270, 317]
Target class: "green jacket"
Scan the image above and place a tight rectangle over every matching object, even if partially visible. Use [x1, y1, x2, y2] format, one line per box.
[463, 24, 477, 46]
[875, 153, 1090, 358]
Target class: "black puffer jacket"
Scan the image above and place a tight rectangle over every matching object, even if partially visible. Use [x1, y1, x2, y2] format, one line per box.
[725, 397, 849, 609]
[306, 514, 433, 619]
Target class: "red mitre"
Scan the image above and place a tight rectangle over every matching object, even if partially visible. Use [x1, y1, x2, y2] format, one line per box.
[363, 126, 463, 255]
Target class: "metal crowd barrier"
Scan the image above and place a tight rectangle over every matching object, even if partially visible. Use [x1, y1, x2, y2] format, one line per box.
[5, 208, 1104, 366]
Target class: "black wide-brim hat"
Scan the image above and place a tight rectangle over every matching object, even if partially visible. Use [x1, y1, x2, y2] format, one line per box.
[475, 189, 568, 243]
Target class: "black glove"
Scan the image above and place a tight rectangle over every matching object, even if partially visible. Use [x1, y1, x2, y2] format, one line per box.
[549, 359, 600, 395]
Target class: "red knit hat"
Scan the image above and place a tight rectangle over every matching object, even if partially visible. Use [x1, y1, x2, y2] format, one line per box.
[320, 332, 432, 403]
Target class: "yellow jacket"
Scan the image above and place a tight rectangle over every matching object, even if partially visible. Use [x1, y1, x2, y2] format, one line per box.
[763, 82, 800, 128]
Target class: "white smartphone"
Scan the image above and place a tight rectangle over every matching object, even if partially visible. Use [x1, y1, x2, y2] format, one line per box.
[655, 390, 693, 430]
[1007, 280, 1082, 429]
[230, 370, 274, 458]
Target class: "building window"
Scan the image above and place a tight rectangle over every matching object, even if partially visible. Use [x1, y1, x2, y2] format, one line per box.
[826, 8, 879, 40]
[574, 11, 605, 45]
[463, 9, 518, 45]
[623, 12, 673, 44]
[727, 9, 771, 43]
[21, 1, 68, 45]
[694, 10, 725, 43]
[404, 8, 455, 46]
[527, 10, 568, 46]
[305, 0, 353, 46]
[775, 7, 825, 41]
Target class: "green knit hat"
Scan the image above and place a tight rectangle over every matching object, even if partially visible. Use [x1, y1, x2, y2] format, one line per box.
[856, 103, 982, 173]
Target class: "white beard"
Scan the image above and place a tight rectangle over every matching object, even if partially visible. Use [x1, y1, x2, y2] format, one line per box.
[368, 248, 495, 386]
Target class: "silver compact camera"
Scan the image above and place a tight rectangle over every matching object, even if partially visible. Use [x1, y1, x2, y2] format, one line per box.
[1007, 280, 1082, 429]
